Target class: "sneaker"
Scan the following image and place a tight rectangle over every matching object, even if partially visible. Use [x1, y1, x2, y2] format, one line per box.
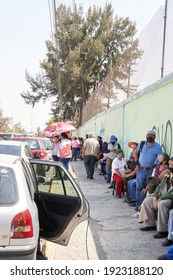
[153, 232, 168, 239]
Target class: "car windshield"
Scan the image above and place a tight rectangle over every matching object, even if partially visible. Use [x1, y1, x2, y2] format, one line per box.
[43, 138, 51, 149]
[0, 167, 18, 205]
[0, 145, 21, 156]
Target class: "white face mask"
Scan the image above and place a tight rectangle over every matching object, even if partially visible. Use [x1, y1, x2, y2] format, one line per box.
[117, 155, 123, 160]
[157, 154, 163, 162]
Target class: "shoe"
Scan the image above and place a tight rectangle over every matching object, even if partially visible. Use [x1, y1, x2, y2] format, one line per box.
[99, 172, 104, 175]
[90, 177, 94, 179]
[107, 180, 110, 183]
[36, 251, 48, 260]
[129, 202, 136, 207]
[87, 174, 90, 179]
[108, 185, 113, 189]
[157, 254, 167, 260]
[140, 226, 156, 231]
[131, 212, 139, 218]
[116, 195, 121, 198]
[153, 232, 168, 239]
[161, 239, 172, 247]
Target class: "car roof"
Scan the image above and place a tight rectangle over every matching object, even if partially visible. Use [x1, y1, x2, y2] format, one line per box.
[12, 137, 42, 140]
[0, 140, 28, 147]
[0, 154, 20, 164]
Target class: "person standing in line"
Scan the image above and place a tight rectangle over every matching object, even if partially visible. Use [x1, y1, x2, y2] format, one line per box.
[134, 130, 162, 212]
[51, 135, 60, 161]
[82, 132, 100, 179]
[59, 132, 72, 170]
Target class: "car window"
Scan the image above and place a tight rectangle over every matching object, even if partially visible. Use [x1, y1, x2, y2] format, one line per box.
[32, 163, 78, 197]
[26, 140, 39, 150]
[0, 166, 18, 205]
[0, 145, 20, 156]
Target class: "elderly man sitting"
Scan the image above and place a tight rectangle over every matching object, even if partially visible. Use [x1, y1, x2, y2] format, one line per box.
[139, 157, 173, 238]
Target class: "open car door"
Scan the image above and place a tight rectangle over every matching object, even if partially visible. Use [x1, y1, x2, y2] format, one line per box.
[30, 159, 89, 246]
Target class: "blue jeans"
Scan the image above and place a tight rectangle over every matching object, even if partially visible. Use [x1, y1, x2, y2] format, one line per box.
[135, 169, 153, 211]
[59, 158, 71, 170]
[128, 179, 136, 202]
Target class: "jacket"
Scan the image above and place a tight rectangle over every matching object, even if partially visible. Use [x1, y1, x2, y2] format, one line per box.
[153, 171, 173, 200]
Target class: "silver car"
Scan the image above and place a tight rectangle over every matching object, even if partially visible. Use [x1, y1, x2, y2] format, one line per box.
[0, 155, 89, 260]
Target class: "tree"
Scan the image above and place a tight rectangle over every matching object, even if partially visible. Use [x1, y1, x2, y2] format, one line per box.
[21, 3, 141, 126]
[0, 108, 11, 132]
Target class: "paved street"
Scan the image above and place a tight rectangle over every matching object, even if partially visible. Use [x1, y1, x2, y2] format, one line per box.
[46, 160, 168, 260]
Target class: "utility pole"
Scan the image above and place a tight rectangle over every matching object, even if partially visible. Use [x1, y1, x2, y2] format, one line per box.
[52, 0, 62, 118]
[127, 35, 133, 97]
[161, 0, 168, 78]
[107, 55, 112, 109]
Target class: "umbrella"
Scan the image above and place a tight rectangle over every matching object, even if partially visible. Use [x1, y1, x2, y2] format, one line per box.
[44, 122, 76, 132]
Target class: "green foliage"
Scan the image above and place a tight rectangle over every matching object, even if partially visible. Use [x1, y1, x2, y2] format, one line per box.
[21, 3, 141, 126]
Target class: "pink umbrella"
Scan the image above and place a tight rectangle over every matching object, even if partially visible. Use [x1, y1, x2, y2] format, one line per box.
[44, 122, 76, 132]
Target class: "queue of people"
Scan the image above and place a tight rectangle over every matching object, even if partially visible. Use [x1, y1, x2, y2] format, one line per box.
[50, 129, 173, 260]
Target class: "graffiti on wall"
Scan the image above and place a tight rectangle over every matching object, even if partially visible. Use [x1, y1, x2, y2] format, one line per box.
[152, 120, 172, 156]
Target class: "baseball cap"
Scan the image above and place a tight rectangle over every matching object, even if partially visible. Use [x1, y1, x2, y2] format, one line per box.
[146, 130, 156, 136]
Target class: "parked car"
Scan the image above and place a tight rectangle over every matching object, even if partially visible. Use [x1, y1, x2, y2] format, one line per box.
[0, 140, 34, 160]
[41, 137, 52, 160]
[0, 154, 89, 260]
[12, 137, 48, 160]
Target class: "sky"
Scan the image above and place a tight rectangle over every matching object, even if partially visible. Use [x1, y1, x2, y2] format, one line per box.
[0, 0, 165, 132]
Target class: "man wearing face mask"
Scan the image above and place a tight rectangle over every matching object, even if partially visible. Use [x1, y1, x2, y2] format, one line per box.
[134, 130, 162, 212]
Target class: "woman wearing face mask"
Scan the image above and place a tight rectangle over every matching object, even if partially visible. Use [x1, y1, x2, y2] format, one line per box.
[112, 150, 127, 198]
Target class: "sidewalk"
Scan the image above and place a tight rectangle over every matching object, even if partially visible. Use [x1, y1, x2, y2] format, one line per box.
[45, 160, 168, 260]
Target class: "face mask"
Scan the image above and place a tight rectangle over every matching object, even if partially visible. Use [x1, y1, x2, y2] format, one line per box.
[146, 137, 154, 143]
[111, 142, 115, 145]
[131, 144, 137, 149]
[117, 155, 123, 160]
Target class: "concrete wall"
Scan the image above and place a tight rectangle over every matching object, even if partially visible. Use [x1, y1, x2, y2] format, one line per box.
[76, 72, 173, 157]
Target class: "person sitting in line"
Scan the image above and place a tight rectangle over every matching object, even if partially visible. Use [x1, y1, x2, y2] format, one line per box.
[160, 209, 173, 247]
[132, 153, 170, 219]
[139, 157, 173, 238]
[111, 150, 127, 198]
[123, 154, 138, 204]
[122, 142, 138, 202]
[98, 141, 107, 175]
